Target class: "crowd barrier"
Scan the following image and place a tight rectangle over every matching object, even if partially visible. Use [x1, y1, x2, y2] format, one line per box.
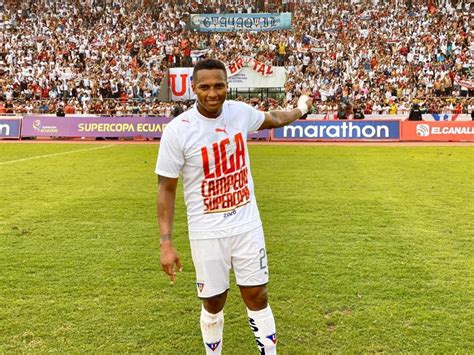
[1, 116, 473, 142]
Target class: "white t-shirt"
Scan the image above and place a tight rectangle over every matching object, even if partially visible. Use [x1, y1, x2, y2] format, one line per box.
[155, 100, 265, 240]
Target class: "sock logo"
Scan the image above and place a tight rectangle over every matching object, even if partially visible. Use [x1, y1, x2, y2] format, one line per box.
[249, 318, 266, 354]
[206, 340, 221, 351]
[248, 317, 259, 332]
[197, 282, 205, 292]
[266, 333, 277, 344]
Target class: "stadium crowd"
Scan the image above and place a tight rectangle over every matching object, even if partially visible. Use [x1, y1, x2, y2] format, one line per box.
[0, 0, 473, 117]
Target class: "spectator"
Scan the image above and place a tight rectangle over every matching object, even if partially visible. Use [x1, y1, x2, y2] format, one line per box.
[408, 102, 423, 121]
[353, 105, 365, 119]
[171, 103, 184, 118]
[64, 101, 76, 115]
[56, 105, 66, 117]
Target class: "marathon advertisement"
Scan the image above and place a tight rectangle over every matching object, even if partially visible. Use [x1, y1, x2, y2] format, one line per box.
[189, 13, 292, 32]
[22, 116, 172, 138]
[0, 117, 22, 139]
[401, 121, 474, 141]
[271, 120, 400, 141]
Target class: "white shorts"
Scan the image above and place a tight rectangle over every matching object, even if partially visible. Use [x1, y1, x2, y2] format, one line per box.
[190, 226, 269, 298]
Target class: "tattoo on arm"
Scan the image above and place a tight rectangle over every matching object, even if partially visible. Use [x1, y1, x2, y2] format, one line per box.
[268, 109, 300, 128]
[269, 111, 280, 127]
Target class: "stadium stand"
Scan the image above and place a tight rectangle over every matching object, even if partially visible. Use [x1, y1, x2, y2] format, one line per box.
[0, 0, 472, 116]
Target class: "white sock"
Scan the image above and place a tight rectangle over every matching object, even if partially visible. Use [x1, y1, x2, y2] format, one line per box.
[200, 306, 224, 355]
[247, 305, 277, 355]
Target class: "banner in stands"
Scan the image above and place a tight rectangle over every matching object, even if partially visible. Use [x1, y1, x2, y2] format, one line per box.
[272, 120, 400, 141]
[189, 13, 292, 32]
[0, 117, 22, 139]
[168, 67, 286, 100]
[169, 68, 196, 101]
[454, 77, 474, 89]
[22, 116, 172, 138]
[401, 121, 474, 141]
[228, 67, 286, 88]
[190, 49, 211, 58]
[228, 57, 275, 77]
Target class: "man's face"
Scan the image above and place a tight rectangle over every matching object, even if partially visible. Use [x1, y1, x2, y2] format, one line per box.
[192, 69, 227, 118]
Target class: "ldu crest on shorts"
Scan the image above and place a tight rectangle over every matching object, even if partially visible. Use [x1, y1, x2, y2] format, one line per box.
[197, 282, 205, 292]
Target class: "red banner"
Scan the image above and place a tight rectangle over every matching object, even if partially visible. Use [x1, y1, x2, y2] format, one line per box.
[401, 121, 474, 141]
[227, 56, 274, 77]
[454, 77, 474, 89]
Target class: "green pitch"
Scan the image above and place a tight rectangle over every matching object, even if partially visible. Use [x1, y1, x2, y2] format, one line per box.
[0, 143, 473, 353]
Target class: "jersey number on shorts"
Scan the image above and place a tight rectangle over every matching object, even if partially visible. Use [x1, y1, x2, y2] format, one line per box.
[259, 248, 267, 270]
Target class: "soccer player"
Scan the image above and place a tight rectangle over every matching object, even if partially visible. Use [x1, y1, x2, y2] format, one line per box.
[156, 58, 312, 354]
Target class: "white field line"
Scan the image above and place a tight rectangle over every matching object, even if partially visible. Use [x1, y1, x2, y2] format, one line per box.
[0, 145, 115, 165]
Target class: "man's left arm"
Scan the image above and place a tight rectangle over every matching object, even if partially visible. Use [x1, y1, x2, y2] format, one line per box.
[258, 95, 313, 130]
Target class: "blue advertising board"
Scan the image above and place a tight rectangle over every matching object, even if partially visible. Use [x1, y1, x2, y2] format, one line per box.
[272, 120, 400, 141]
[189, 13, 292, 32]
[0, 118, 22, 139]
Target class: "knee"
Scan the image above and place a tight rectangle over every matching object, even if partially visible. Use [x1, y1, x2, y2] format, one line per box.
[241, 286, 268, 311]
[202, 290, 227, 314]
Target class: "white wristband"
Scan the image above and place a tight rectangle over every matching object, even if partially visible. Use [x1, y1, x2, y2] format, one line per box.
[297, 95, 309, 116]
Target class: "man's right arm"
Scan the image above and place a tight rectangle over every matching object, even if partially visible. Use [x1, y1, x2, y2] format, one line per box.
[258, 95, 313, 130]
[157, 174, 181, 285]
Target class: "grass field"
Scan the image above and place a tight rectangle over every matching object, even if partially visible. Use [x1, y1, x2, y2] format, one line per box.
[0, 142, 473, 353]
